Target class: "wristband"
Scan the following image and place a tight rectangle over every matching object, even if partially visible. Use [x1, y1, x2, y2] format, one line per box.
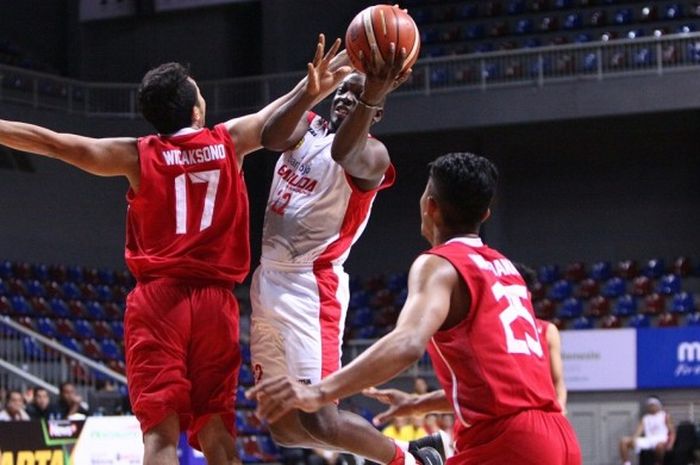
[357, 97, 383, 111]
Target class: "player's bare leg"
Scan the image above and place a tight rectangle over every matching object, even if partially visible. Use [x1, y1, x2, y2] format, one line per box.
[197, 415, 240, 465]
[619, 436, 633, 464]
[653, 443, 666, 465]
[143, 413, 180, 465]
[299, 405, 398, 464]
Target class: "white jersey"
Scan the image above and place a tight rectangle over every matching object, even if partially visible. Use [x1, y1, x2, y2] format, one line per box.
[261, 112, 395, 266]
[642, 411, 669, 439]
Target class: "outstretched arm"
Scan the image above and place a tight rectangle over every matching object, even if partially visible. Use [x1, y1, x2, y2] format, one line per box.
[546, 323, 567, 414]
[226, 34, 350, 163]
[362, 387, 452, 426]
[0, 119, 139, 185]
[261, 35, 351, 152]
[330, 44, 411, 190]
[247, 254, 458, 422]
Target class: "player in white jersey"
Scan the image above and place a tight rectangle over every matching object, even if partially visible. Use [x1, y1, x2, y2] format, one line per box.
[250, 39, 441, 465]
[619, 396, 675, 465]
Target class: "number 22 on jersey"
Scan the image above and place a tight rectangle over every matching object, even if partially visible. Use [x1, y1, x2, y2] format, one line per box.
[174, 169, 221, 234]
[492, 282, 544, 357]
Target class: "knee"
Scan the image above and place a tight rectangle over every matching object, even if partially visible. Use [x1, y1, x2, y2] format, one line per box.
[299, 410, 340, 444]
[268, 423, 308, 448]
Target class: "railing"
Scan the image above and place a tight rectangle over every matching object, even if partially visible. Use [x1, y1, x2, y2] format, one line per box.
[1, 32, 700, 118]
[343, 339, 434, 379]
[0, 316, 126, 395]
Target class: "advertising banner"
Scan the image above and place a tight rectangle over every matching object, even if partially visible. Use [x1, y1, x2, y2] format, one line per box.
[0, 419, 84, 465]
[561, 328, 637, 391]
[637, 326, 700, 388]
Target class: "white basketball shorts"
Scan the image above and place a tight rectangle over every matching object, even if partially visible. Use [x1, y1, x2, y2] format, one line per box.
[250, 262, 349, 385]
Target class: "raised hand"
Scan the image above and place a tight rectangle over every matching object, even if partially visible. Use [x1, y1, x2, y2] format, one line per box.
[362, 386, 418, 426]
[246, 375, 326, 423]
[305, 34, 352, 99]
[358, 43, 413, 105]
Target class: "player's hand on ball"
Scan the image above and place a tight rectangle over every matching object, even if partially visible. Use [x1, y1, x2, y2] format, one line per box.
[359, 43, 411, 104]
[246, 375, 326, 423]
[305, 34, 352, 99]
[363, 387, 418, 426]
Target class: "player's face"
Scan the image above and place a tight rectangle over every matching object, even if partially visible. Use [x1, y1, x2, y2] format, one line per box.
[189, 78, 206, 127]
[329, 74, 365, 130]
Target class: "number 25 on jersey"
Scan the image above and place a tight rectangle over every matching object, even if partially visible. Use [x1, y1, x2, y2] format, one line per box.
[493, 282, 544, 357]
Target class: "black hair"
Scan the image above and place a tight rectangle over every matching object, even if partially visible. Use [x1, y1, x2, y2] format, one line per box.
[6, 390, 22, 402]
[34, 386, 49, 395]
[138, 62, 198, 134]
[513, 262, 537, 291]
[428, 152, 498, 231]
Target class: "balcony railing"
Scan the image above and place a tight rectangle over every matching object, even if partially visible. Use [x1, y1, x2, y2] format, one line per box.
[2, 32, 700, 118]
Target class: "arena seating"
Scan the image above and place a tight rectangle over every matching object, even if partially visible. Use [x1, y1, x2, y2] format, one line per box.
[402, 1, 700, 58]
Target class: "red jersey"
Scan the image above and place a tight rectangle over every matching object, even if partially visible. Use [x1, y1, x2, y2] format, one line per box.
[536, 318, 551, 363]
[425, 237, 559, 449]
[125, 125, 250, 286]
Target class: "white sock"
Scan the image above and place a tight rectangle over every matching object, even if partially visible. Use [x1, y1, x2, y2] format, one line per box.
[394, 440, 409, 452]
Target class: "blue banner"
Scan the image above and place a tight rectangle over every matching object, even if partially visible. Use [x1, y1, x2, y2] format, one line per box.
[637, 327, 700, 388]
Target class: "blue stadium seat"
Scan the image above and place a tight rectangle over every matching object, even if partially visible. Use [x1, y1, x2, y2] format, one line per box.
[241, 344, 251, 364]
[538, 265, 560, 285]
[507, 0, 526, 15]
[463, 24, 485, 40]
[664, 3, 683, 19]
[0, 278, 7, 296]
[614, 8, 634, 25]
[430, 67, 449, 86]
[558, 297, 584, 319]
[37, 317, 58, 338]
[26, 280, 45, 298]
[60, 337, 82, 353]
[239, 364, 254, 386]
[564, 13, 583, 29]
[394, 288, 408, 307]
[575, 33, 592, 43]
[657, 274, 682, 295]
[572, 316, 594, 330]
[687, 312, 700, 326]
[482, 62, 500, 80]
[421, 28, 439, 45]
[74, 319, 95, 339]
[66, 266, 83, 283]
[411, 7, 433, 25]
[110, 321, 124, 339]
[553, 0, 573, 8]
[515, 19, 534, 34]
[475, 43, 495, 53]
[614, 295, 638, 317]
[671, 292, 695, 314]
[356, 325, 377, 339]
[628, 314, 651, 328]
[237, 385, 256, 408]
[31, 264, 49, 281]
[0, 261, 13, 279]
[101, 339, 121, 361]
[351, 307, 373, 328]
[549, 280, 573, 301]
[10, 296, 31, 315]
[678, 24, 696, 34]
[49, 297, 71, 318]
[22, 337, 44, 358]
[387, 273, 407, 293]
[591, 261, 612, 281]
[86, 301, 106, 319]
[524, 38, 542, 48]
[602, 277, 626, 298]
[634, 47, 652, 66]
[583, 52, 598, 71]
[640, 5, 658, 21]
[628, 29, 645, 39]
[349, 290, 369, 309]
[643, 258, 665, 278]
[258, 436, 280, 459]
[98, 269, 115, 285]
[61, 282, 81, 300]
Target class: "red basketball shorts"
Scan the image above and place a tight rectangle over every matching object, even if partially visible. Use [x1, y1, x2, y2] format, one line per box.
[124, 279, 240, 450]
[450, 410, 582, 465]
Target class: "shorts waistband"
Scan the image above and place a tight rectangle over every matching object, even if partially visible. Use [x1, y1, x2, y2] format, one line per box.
[136, 276, 235, 290]
[260, 257, 343, 273]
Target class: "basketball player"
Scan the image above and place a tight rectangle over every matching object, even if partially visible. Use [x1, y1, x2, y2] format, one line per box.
[0, 35, 349, 465]
[619, 396, 675, 465]
[514, 263, 568, 414]
[249, 153, 582, 465]
[248, 39, 441, 465]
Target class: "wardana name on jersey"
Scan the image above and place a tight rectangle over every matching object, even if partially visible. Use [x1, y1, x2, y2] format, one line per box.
[469, 254, 519, 277]
[162, 144, 226, 166]
[277, 164, 318, 193]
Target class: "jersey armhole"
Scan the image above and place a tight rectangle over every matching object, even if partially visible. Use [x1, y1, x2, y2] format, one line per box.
[343, 163, 396, 196]
[424, 247, 477, 332]
[214, 123, 241, 173]
[128, 137, 150, 204]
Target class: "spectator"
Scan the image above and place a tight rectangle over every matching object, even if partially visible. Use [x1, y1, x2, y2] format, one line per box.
[381, 416, 427, 442]
[58, 382, 90, 419]
[423, 414, 440, 435]
[619, 396, 675, 465]
[0, 390, 30, 421]
[413, 377, 430, 395]
[26, 387, 58, 420]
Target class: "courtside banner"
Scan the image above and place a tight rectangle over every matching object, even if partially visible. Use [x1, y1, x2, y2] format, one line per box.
[72, 416, 143, 465]
[0, 419, 83, 465]
[561, 328, 637, 391]
[637, 327, 700, 388]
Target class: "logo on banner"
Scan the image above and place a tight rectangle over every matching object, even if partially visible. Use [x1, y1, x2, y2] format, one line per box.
[676, 341, 700, 376]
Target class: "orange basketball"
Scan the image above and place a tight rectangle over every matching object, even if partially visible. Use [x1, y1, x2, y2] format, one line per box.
[345, 4, 421, 75]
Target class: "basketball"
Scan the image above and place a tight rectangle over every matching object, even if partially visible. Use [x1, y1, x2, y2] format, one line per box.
[345, 4, 420, 75]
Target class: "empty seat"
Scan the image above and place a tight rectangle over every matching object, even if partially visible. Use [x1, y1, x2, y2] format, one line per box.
[515, 19, 534, 34]
[657, 312, 679, 327]
[60, 337, 82, 353]
[74, 319, 96, 339]
[671, 292, 695, 314]
[56, 318, 76, 338]
[643, 258, 666, 279]
[100, 339, 122, 361]
[49, 297, 71, 318]
[601, 315, 622, 329]
[577, 278, 600, 299]
[590, 9, 607, 26]
[94, 320, 114, 339]
[31, 264, 49, 281]
[535, 298, 556, 319]
[665, 3, 683, 19]
[86, 301, 106, 320]
[558, 297, 584, 319]
[110, 321, 124, 339]
[673, 256, 692, 276]
[616, 259, 638, 279]
[26, 280, 45, 298]
[657, 274, 681, 295]
[565, 262, 586, 282]
[632, 276, 653, 296]
[586, 295, 610, 317]
[572, 316, 594, 330]
[61, 282, 81, 300]
[549, 280, 573, 301]
[644, 293, 666, 315]
[628, 314, 651, 328]
[239, 364, 255, 386]
[564, 13, 583, 29]
[614, 295, 638, 317]
[10, 295, 31, 315]
[687, 312, 700, 326]
[614, 8, 634, 24]
[590, 261, 612, 281]
[83, 339, 103, 360]
[602, 277, 626, 298]
[37, 317, 58, 338]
